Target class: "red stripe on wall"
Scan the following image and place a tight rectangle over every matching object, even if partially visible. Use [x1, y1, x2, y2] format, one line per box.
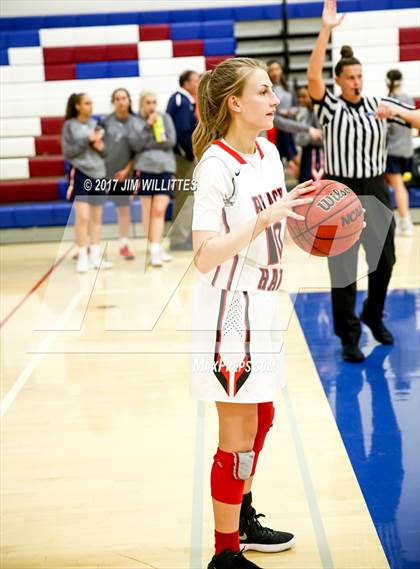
[205, 55, 233, 70]
[139, 24, 170, 41]
[173, 39, 203, 57]
[44, 63, 76, 81]
[400, 44, 420, 61]
[399, 27, 420, 45]
[41, 117, 65, 135]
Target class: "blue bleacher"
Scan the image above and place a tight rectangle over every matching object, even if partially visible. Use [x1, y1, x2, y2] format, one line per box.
[108, 60, 139, 78]
[203, 21, 235, 39]
[75, 61, 139, 80]
[0, 30, 39, 49]
[1, 1, 417, 37]
[0, 48, 8, 65]
[204, 38, 236, 56]
[0, 200, 173, 229]
[170, 22, 203, 41]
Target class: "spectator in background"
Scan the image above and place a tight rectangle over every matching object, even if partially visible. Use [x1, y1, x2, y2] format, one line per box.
[129, 91, 177, 267]
[294, 85, 324, 183]
[102, 88, 136, 259]
[385, 69, 415, 237]
[62, 92, 112, 273]
[166, 70, 199, 250]
[267, 60, 300, 175]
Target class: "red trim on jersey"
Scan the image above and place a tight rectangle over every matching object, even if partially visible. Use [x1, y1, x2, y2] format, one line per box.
[221, 209, 230, 233]
[233, 291, 252, 396]
[212, 265, 221, 287]
[213, 140, 246, 164]
[213, 290, 230, 396]
[226, 256, 238, 291]
[255, 140, 264, 159]
[222, 209, 238, 291]
[276, 268, 283, 290]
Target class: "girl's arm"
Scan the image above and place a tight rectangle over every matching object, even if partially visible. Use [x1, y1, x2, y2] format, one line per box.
[114, 158, 135, 182]
[307, 0, 344, 101]
[377, 103, 420, 129]
[193, 181, 315, 274]
[61, 122, 91, 159]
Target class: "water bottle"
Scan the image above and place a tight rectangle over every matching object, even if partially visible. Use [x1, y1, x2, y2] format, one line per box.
[152, 114, 167, 143]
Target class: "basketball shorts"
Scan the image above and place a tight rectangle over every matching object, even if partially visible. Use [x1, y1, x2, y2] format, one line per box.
[386, 155, 413, 175]
[67, 167, 107, 204]
[190, 280, 285, 403]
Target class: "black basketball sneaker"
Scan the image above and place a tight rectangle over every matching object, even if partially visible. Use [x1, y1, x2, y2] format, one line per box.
[239, 506, 295, 553]
[207, 549, 262, 568]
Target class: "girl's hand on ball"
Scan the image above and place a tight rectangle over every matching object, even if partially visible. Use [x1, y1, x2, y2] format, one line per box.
[264, 180, 315, 224]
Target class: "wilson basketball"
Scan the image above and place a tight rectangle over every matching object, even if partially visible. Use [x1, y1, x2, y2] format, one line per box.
[287, 179, 364, 257]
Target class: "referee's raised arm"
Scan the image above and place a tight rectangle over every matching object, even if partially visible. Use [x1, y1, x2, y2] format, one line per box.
[307, 0, 344, 101]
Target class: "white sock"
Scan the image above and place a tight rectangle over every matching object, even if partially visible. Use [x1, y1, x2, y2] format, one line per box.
[150, 242, 161, 254]
[90, 244, 100, 258]
[78, 246, 88, 257]
[120, 237, 129, 247]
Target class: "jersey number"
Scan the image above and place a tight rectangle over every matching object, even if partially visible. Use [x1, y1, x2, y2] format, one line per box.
[266, 222, 283, 265]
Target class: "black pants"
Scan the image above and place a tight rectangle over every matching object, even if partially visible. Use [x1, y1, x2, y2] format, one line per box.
[327, 174, 396, 346]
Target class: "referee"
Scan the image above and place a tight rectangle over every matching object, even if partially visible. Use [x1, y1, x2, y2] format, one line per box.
[307, 0, 418, 362]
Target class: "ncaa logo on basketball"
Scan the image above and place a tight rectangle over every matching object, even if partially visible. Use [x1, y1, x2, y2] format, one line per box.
[316, 186, 352, 212]
[341, 205, 363, 226]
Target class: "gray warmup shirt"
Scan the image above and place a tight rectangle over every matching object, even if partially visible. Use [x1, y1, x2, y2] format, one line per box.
[294, 108, 324, 148]
[387, 93, 414, 158]
[103, 113, 136, 178]
[273, 84, 310, 135]
[61, 117, 106, 179]
[129, 112, 177, 174]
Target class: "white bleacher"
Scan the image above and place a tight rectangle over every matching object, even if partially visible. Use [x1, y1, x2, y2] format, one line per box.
[0, 117, 42, 138]
[0, 76, 179, 100]
[360, 81, 420, 99]
[0, 137, 35, 158]
[336, 8, 419, 30]
[333, 45, 399, 65]
[138, 40, 173, 59]
[7, 46, 44, 65]
[0, 92, 174, 119]
[0, 158, 29, 180]
[332, 28, 398, 50]
[140, 56, 206, 77]
[0, 64, 45, 83]
[39, 25, 139, 47]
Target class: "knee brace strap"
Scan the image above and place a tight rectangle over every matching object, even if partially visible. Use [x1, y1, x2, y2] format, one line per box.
[251, 402, 275, 475]
[211, 448, 255, 505]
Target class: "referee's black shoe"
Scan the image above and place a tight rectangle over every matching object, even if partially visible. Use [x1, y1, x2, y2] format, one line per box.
[342, 343, 365, 363]
[207, 549, 262, 568]
[239, 506, 295, 553]
[360, 303, 394, 345]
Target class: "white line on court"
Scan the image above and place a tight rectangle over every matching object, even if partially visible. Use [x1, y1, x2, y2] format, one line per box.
[189, 401, 206, 569]
[0, 292, 82, 419]
[282, 385, 335, 569]
[189, 389, 335, 569]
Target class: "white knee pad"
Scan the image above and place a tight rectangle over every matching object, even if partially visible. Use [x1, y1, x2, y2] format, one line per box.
[233, 450, 255, 480]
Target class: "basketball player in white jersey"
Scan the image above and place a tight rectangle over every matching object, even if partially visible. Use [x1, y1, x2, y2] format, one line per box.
[191, 57, 316, 569]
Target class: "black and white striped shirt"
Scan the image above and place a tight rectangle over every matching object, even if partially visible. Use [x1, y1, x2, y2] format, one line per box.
[313, 90, 413, 179]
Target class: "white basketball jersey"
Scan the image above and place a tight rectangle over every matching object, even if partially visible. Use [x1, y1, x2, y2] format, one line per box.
[192, 137, 286, 292]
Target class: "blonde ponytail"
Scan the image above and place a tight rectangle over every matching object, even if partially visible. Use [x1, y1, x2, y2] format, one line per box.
[192, 57, 266, 161]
